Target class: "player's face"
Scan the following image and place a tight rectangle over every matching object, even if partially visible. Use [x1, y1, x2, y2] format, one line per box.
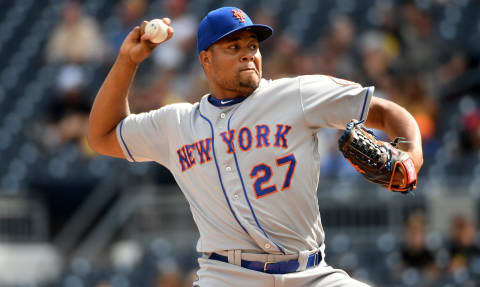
[206, 30, 262, 98]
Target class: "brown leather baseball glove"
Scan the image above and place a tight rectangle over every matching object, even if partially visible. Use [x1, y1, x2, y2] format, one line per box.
[338, 120, 417, 193]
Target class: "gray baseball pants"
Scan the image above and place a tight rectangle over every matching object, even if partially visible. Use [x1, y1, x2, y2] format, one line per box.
[194, 257, 372, 287]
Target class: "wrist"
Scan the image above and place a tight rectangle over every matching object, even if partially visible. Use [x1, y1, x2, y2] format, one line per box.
[406, 150, 423, 172]
[116, 54, 139, 70]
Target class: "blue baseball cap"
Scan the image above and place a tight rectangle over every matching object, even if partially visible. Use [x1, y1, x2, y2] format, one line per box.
[197, 7, 273, 54]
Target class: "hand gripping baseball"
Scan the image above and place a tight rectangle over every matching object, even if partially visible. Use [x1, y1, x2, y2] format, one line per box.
[338, 120, 418, 193]
[119, 18, 174, 66]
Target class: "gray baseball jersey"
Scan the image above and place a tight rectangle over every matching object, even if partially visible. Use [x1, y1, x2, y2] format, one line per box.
[116, 75, 372, 256]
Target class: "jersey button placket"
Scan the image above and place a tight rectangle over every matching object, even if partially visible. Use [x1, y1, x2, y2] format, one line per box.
[225, 167, 239, 200]
[217, 113, 226, 129]
[218, 112, 242, 214]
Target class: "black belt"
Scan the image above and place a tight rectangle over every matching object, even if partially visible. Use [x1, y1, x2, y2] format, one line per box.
[208, 252, 322, 274]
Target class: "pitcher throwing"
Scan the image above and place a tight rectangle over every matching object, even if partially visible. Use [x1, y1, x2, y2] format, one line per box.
[88, 7, 423, 287]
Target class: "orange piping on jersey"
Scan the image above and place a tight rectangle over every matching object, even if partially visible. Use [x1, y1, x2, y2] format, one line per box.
[328, 76, 360, 86]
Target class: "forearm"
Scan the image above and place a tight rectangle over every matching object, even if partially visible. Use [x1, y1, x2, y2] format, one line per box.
[88, 55, 137, 154]
[87, 20, 172, 157]
[366, 97, 423, 171]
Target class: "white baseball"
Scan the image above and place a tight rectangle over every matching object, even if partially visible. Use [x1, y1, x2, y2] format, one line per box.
[145, 19, 168, 43]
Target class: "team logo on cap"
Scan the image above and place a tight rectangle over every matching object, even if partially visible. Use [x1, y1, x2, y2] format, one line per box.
[232, 9, 246, 23]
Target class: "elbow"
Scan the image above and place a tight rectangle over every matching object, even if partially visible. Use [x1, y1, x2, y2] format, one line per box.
[87, 116, 107, 155]
[86, 122, 105, 155]
[86, 131, 101, 154]
[86, 125, 122, 158]
[87, 133, 111, 156]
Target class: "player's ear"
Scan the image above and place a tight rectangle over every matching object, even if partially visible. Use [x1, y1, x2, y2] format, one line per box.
[199, 50, 212, 73]
[199, 50, 211, 67]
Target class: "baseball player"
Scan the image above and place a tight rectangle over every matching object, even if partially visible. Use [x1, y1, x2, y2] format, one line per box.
[88, 7, 423, 287]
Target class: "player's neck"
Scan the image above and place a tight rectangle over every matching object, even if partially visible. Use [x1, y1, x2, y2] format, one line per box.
[210, 93, 248, 101]
[209, 87, 254, 100]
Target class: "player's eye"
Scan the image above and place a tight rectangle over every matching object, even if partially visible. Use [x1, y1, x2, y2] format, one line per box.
[228, 44, 238, 50]
[250, 43, 258, 50]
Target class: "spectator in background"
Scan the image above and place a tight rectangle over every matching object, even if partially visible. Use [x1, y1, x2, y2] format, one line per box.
[359, 31, 395, 85]
[313, 16, 358, 79]
[395, 76, 438, 157]
[437, 51, 469, 89]
[133, 70, 185, 111]
[263, 33, 300, 78]
[142, 0, 197, 105]
[108, 0, 147, 53]
[35, 65, 92, 155]
[153, 260, 183, 287]
[43, 0, 109, 155]
[399, 2, 440, 73]
[152, 0, 196, 72]
[45, 0, 108, 64]
[183, 268, 199, 287]
[459, 98, 480, 153]
[448, 215, 480, 272]
[400, 212, 436, 273]
[154, 270, 183, 287]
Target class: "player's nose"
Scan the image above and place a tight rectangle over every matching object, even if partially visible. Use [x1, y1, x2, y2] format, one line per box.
[240, 56, 250, 62]
[240, 52, 254, 62]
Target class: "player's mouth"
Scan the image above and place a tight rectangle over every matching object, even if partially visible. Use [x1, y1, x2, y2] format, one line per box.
[239, 68, 258, 74]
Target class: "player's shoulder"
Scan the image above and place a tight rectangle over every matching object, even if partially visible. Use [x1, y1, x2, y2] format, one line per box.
[160, 102, 198, 113]
[259, 74, 359, 89]
[260, 77, 300, 88]
[298, 74, 361, 87]
[257, 75, 362, 96]
[255, 77, 302, 96]
[256, 76, 334, 95]
[134, 102, 198, 122]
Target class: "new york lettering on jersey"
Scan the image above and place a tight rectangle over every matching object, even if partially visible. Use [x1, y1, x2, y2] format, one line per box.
[177, 124, 292, 172]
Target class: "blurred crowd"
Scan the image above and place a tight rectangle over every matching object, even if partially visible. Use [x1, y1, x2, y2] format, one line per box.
[6, 0, 480, 286]
[393, 212, 480, 286]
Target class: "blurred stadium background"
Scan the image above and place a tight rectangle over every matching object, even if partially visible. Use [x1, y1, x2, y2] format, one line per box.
[0, 0, 479, 286]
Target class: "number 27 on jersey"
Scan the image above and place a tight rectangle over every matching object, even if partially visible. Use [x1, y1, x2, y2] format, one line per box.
[250, 153, 296, 199]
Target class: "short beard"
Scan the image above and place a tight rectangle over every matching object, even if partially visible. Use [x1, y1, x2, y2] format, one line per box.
[217, 71, 260, 96]
[239, 75, 259, 89]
